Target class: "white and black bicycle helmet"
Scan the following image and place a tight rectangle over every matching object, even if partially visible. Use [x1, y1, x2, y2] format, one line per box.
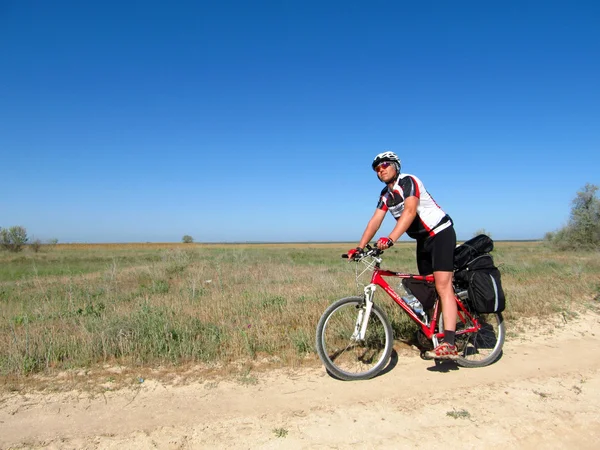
[372, 151, 401, 172]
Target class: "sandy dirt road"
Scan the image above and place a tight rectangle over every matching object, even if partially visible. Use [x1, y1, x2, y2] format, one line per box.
[2, 312, 600, 450]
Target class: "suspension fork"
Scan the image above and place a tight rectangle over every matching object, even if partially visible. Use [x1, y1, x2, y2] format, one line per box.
[352, 284, 376, 341]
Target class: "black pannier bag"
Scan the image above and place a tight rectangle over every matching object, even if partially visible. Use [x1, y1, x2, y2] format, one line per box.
[454, 234, 494, 270]
[402, 278, 437, 310]
[455, 255, 505, 313]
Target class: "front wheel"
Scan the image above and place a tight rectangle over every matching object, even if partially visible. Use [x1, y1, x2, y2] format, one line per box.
[316, 296, 394, 381]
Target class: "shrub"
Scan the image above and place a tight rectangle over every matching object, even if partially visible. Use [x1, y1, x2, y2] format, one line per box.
[550, 183, 600, 250]
[30, 239, 43, 253]
[0, 226, 29, 252]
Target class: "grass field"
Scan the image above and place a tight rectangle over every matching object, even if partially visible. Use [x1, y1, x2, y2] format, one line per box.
[1, 242, 599, 386]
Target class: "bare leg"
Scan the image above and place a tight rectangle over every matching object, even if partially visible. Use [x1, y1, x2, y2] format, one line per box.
[434, 271, 456, 332]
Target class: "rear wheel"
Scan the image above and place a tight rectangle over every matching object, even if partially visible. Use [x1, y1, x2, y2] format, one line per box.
[316, 297, 394, 381]
[455, 312, 505, 367]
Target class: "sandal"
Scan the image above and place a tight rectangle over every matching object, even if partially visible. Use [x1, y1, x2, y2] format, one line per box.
[425, 342, 459, 360]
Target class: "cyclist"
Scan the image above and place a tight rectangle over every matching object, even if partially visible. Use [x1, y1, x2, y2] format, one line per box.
[347, 151, 459, 360]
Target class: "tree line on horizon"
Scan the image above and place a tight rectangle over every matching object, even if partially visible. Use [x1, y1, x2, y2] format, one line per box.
[2, 184, 599, 253]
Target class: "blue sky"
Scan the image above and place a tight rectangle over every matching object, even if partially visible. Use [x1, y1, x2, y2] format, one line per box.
[1, 1, 599, 243]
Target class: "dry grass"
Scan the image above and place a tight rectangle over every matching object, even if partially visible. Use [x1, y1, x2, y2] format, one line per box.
[1, 241, 599, 390]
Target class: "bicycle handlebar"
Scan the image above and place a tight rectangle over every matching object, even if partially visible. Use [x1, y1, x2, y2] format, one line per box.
[342, 242, 393, 260]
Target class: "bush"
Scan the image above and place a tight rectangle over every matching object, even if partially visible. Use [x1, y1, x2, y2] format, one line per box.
[30, 239, 43, 253]
[549, 183, 600, 250]
[182, 235, 194, 244]
[0, 226, 29, 252]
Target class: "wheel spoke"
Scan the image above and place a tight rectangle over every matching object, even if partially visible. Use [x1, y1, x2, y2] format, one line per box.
[316, 298, 393, 380]
[456, 313, 504, 367]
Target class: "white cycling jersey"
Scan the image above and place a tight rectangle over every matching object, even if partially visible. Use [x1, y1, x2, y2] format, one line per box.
[376, 173, 452, 239]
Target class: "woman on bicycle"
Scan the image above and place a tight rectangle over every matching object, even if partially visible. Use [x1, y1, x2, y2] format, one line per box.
[347, 151, 459, 360]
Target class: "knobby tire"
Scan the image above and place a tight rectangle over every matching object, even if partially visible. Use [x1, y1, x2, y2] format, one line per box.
[316, 296, 394, 381]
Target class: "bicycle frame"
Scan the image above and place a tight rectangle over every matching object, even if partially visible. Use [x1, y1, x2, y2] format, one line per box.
[317, 247, 505, 380]
[361, 264, 481, 347]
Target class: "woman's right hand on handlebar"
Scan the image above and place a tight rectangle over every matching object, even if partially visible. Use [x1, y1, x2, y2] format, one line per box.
[345, 247, 363, 260]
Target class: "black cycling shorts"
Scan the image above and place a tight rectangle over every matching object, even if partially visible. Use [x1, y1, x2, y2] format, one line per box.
[416, 226, 457, 275]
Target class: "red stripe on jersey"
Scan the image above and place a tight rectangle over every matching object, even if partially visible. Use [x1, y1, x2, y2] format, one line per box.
[379, 196, 389, 212]
[419, 217, 435, 236]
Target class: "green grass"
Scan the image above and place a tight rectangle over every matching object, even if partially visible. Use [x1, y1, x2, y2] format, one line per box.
[446, 408, 471, 420]
[1, 242, 599, 381]
[0, 249, 161, 281]
[273, 427, 289, 438]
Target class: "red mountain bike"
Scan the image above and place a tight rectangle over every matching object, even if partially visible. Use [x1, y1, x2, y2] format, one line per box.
[315, 245, 505, 380]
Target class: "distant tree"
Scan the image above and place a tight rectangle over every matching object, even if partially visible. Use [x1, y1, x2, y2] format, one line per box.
[0, 226, 29, 252]
[30, 238, 43, 253]
[550, 183, 600, 250]
[182, 235, 194, 244]
[473, 228, 492, 238]
[47, 238, 59, 246]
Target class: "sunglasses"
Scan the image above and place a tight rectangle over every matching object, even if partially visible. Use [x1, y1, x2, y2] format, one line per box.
[374, 162, 394, 172]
